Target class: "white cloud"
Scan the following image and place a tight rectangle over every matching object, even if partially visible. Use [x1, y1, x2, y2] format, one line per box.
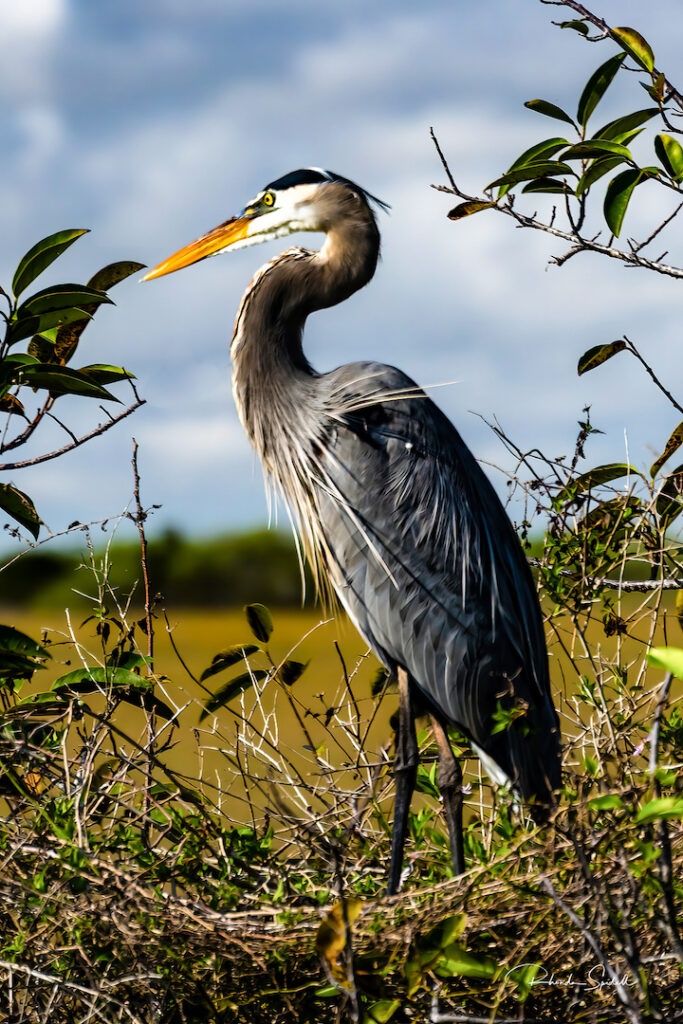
[2, 0, 65, 36]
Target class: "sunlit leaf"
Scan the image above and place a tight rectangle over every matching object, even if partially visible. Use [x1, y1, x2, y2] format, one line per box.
[363, 999, 401, 1023]
[77, 364, 135, 385]
[603, 168, 647, 236]
[6, 307, 92, 346]
[13, 364, 119, 402]
[577, 54, 625, 127]
[647, 646, 683, 681]
[524, 99, 576, 127]
[497, 137, 569, 197]
[577, 339, 627, 375]
[595, 107, 659, 141]
[18, 284, 111, 317]
[487, 161, 573, 190]
[244, 603, 273, 642]
[11, 228, 89, 299]
[562, 139, 632, 161]
[556, 463, 639, 505]
[654, 133, 683, 180]
[589, 794, 624, 811]
[53, 667, 152, 693]
[199, 669, 269, 720]
[0, 483, 40, 538]
[650, 421, 683, 477]
[656, 464, 683, 529]
[635, 795, 683, 825]
[199, 643, 259, 683]
[447, 201, 495, 220]
[611, 27, 655, 72]
[435, 943, 498, 980]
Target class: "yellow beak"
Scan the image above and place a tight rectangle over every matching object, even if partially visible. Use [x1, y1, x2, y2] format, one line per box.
[142, 216, 252, 281]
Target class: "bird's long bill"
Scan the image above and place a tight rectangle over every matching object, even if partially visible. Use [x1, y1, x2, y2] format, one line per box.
[142, 216, 251, 281]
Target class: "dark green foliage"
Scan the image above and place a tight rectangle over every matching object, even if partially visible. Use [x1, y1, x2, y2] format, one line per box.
[0, 528, 311, 609]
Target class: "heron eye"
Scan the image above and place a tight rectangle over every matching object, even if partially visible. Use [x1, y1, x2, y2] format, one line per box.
[263, 192, 275, 207]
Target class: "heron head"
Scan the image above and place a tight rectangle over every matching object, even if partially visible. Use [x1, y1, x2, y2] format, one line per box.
[142, 169, 388, 281]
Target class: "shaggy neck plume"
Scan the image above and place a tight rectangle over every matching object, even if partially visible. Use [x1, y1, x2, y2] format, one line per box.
[230, 193, 380, 471]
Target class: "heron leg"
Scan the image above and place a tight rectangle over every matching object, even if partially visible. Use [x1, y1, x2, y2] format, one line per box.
[430, 714, 465, 877]
[387, 666, 418, 895]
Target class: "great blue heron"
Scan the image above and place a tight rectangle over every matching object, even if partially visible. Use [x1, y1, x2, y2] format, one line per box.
[144, 168, 561, 894]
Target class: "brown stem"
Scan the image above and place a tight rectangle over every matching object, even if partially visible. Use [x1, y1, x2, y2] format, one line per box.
[0, 395, 145, 471]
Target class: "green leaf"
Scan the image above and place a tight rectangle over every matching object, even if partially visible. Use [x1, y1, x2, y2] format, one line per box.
[580, 495, 642, 532]
[559, 20, 589, 36]
[6, 307, 92, 346]
[244, 603, 273, 643]
[521, 177, 571, 195]
[556, 463, 640, 504]
[487, 161, 573, 190]
[87, 261, 146, 292]
[595, 107, 660, 141]
[635, 796, 683, 825]
[435, 943, 498, 980]
[656, 464, 683, 529]
[0, 625, 50, 665]
[650, 421, 683, 477]
[577, 53, 626, 127]
[647, 646, 683, 681]
[199, 644, 259, 683]
[0, 484, 40, 538]
[589, 794, 624, 811]
[415, 763, 440, 800]
[362, 999, 401, 1024]
[577, 340, 627, 375]
[604, 168, 647, 237]
[122, 688, 175, 721]
[524, 99, 576, 127]
[509, 138, 570, 170]
[654, 133, 683, 180]
[447, 201, 495, 221]
[575, 156, 624, 198]
[497, 138, 569, 197]
[14, 364, 119, 402]
[562, 139, 632, 161]
[77, 364, 135, 385]
[53, 667, 152, 693]
[507, 962, 542, 1003]
[17, 284, 112, 317]
[12, 229, 89, 299]
[278, 659, 308, 686]
[611, 27, 655, 72]
[199, 669, 269, 720]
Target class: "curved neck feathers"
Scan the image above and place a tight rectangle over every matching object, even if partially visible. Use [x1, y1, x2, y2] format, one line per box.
[230, 199, 380, 458]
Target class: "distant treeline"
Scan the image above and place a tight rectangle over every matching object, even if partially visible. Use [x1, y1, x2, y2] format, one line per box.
[2, 529, 314, 609]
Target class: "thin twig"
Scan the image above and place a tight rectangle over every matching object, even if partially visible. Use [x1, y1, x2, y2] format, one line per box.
[0, 395, 146, 471]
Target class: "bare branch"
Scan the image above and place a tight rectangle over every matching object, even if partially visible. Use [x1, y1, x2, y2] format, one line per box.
[0, 395, 146, 471]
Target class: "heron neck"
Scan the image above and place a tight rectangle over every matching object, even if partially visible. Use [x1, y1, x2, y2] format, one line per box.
[230, 208, 380, 452]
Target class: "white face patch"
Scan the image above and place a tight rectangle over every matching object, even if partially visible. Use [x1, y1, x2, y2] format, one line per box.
[245, 183, 325, 244]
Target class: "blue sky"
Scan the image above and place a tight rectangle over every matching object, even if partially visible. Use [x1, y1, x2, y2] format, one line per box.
[1, 0, 682, 549]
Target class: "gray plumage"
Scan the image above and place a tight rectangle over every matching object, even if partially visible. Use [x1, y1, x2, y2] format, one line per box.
[145, 169, 562, 888]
